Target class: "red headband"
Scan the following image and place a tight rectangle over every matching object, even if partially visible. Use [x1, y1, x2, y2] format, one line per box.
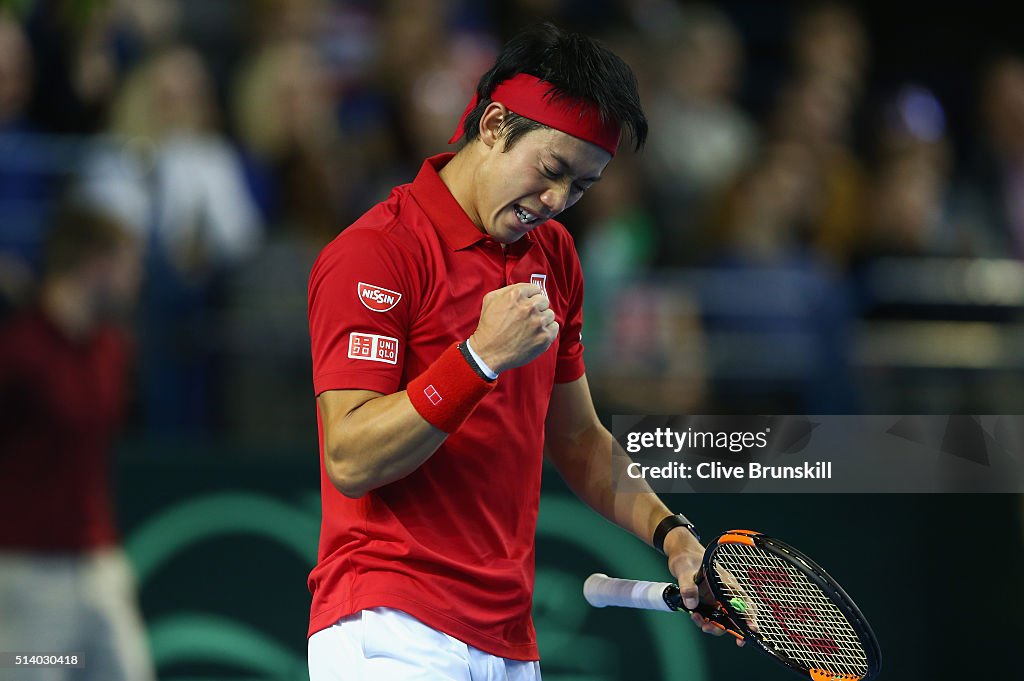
[448, 73, 621, 156]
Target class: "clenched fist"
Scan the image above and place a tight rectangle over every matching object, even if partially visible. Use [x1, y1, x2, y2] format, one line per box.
[469, 283, 559, 374]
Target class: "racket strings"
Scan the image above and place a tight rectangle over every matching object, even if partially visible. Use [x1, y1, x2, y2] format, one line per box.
[713, 543, 869, 677]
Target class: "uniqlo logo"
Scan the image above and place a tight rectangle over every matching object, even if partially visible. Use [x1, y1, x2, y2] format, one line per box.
[376, 336, 398, 363]
[349, 334, 373, 358]
[423, 385, 442, 405]
[348, 332, 400, 365]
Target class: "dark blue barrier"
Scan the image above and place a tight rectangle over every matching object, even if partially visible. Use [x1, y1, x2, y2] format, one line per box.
[116, 443, 1023, 680]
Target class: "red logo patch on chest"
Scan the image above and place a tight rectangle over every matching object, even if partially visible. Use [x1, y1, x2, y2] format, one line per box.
[530, 273, 548, 296]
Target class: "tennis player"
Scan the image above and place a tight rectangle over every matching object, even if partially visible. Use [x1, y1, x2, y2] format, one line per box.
[307, 23, 728, 680]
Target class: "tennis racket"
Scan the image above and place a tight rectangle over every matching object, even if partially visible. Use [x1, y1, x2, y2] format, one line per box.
[584, 529, 881, 681]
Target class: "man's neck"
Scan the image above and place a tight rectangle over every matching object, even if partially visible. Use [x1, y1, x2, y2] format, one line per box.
[41, 277, 96, 341]
[437, 148, 485, 232]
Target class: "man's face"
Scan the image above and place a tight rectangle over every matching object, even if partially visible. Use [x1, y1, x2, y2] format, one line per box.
[474, 126, 612, 244]
[87, 239, 143, 317]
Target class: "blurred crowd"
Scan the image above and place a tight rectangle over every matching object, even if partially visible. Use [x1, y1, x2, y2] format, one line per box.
[2, 0, 1024, 445]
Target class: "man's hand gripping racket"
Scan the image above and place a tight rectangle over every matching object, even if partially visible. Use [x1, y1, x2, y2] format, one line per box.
[584, 529, 882, 681]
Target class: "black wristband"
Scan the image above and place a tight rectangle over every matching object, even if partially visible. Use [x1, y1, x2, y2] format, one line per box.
[653, 513, 700, 555]
[457, 341, 496, 383]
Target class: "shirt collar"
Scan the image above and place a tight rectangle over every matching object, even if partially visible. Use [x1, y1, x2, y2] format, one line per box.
[410, 153, 535, 254]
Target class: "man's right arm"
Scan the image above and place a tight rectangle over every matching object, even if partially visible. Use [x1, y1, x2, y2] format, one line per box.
[318, 388, 447, 498]
[318, 282, 558, 498]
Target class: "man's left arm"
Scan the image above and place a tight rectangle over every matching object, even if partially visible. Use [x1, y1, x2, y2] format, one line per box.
[544, 374, 739, 641]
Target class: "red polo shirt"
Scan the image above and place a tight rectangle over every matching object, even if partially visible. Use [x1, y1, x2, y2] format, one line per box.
[307, 153, 586, 659]
[0, 308, 130, 552]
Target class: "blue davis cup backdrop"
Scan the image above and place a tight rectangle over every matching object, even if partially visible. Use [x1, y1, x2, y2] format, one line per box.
[113, 444, 1024, 681]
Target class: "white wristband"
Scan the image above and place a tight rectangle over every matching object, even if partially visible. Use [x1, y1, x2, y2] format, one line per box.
[465, 338, 499, 380]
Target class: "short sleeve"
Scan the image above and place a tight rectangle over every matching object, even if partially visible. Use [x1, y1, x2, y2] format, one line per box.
[308, 228, 418, 396]
[554, 241, 586, 383]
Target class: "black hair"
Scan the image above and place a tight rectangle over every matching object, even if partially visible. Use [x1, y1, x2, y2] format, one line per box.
[44, 203, 132, 276]
[456, 23, 647, 153]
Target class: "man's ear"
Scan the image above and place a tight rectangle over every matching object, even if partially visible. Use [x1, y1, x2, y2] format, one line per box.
[478, 102, 509, 150]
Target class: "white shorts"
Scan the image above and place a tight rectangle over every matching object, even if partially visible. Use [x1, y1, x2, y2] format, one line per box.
[307, 607, 542, 681]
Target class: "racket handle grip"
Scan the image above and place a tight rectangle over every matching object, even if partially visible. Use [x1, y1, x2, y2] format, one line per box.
[584, 573, 678, 612]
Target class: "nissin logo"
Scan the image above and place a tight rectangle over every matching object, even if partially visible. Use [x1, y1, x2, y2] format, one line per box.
[358, 282, 402, 312]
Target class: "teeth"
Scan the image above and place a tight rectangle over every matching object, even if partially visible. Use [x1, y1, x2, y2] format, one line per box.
[514, 205, 536, 224]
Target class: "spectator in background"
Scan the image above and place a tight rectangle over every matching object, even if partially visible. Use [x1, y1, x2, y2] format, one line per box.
[83, 45, 262, 270]
[768, 72, 869, 268]
[577, 149, 708, 413]
[22, 0, 179, 135]
[22, 0, 115, 135]
[700, 141, 858, 412]
[578, 150, 658, 341]
[643, 4, 756, 266]
[79, 45, 263, 433]
[373, 1, 499, 165]
[246, 0, 326, 43]
[862, 85, 958, 258]
[225, 37, 349, 442]
[703, 141, 821, 265]
[775, 2, 870, 269]
[956, 53, 1024, 259]
[3, 0, 180, 299]
[0, 11, 56, 285]
[377, 0, 455, 97]
[789, 1, 868, 97]
[234, 39, 346, 245]
[399, 29, 499, 160]
[0, 12, 34, 135]
[865, 149, 952, 258]
[0, 204, 155, 681]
